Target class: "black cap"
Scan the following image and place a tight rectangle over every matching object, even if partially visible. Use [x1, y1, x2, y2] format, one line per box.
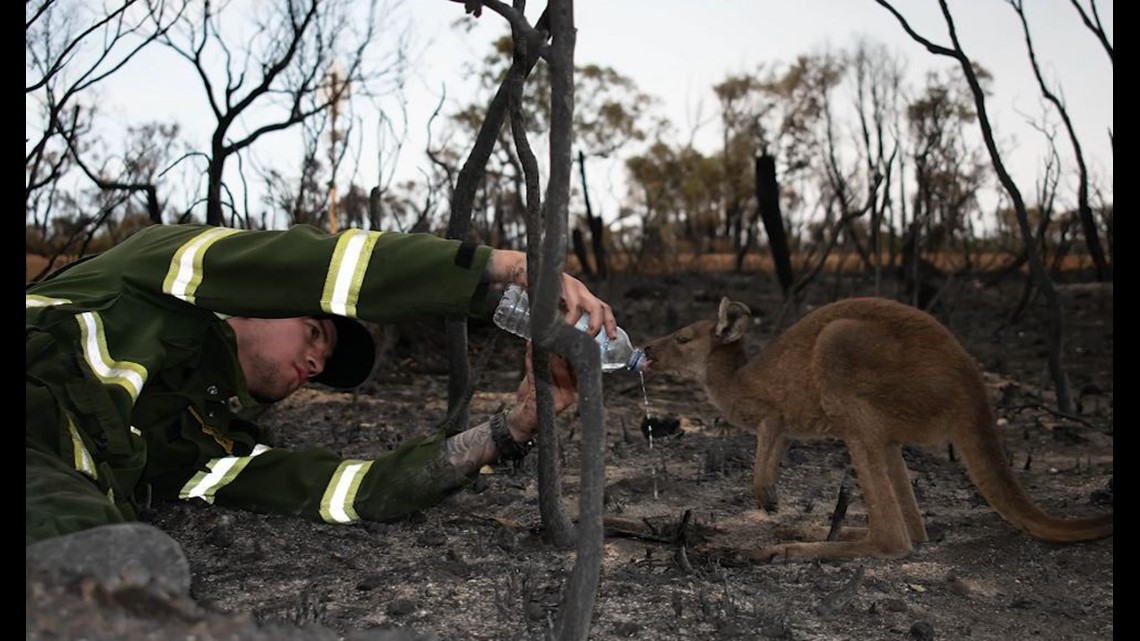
[312, 316, 376, 389]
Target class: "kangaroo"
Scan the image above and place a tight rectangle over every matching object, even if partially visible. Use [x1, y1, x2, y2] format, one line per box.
[639, 296, 1113, 562]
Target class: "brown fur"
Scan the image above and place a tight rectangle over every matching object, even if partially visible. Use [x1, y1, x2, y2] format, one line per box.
[640, 296, 1113, 562]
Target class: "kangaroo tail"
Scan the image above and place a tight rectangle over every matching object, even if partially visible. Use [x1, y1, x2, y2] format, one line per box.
[954, 407, 1112, 543]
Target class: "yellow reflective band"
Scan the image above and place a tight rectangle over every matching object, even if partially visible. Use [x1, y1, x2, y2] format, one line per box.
[66, 416, 98, 480]
[322, 229, 380, 318]
[25, 294, 71, 307]
[178, 444, 271, 504]
[319, 460, 374, 524]
[75, 312, 148, 401]
[162, 227, 241, 304]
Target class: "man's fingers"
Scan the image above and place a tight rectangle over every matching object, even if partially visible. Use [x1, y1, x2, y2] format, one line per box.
[558, 281, 588, 332]
[586, 300, 616, 339]
[559, 274, 616, 338]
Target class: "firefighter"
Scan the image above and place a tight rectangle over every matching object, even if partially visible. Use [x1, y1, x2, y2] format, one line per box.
[26, 223, 610, 590]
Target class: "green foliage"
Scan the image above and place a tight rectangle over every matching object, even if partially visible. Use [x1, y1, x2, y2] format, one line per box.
[624, 142, 725, 244]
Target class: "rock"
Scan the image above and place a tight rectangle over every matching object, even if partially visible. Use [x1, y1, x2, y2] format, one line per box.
[26, 523, 191, 595]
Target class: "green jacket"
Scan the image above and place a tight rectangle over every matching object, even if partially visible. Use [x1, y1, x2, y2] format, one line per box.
[26, 223, 492, 525]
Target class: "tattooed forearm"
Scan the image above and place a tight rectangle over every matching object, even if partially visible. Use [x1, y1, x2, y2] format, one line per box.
[485, 249, 528, 287]
[508, 262, 526, 286]
[442, 420, 498, 477]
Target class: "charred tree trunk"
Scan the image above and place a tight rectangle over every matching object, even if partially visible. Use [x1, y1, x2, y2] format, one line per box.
[441, 10, 546, 429]
[755, 155, 794, 298]
[502, 7, 576, 550]
[571, 228, 596, 281]
[899, 223, 945, 311]
[537, 4, 605, 639]
[206, 151, 226, 227]
[576, 149, 608, 280]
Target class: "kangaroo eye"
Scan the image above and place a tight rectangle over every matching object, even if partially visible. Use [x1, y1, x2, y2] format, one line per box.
[675, 334, 690, 345]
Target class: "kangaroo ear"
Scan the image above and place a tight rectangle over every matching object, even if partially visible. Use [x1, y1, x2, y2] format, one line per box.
[715, 297, 752, 344]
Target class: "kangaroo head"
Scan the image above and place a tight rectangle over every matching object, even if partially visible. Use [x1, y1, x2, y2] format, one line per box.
[640, 297, 752, 381]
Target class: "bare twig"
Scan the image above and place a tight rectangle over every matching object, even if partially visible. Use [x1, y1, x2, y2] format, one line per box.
[826, 469, 854, 542]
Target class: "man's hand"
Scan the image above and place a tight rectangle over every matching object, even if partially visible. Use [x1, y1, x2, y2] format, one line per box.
[557, 272, 616, 339]
[441, 347, 576, 475]
[486, 248, 617, 340]
[506, 347, 576, 443]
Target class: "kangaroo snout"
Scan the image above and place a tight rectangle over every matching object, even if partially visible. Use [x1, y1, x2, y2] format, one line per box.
[637, 344, 656, 371]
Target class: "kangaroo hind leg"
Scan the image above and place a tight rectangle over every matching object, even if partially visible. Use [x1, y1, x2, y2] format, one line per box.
[886, 443, 928, 543]
[747, 437, 914, 563]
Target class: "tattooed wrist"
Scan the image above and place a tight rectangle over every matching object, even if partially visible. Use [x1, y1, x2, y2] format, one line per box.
[441, 409, 536, 478]
[490, 410, 533, 461]
[442, 419, 498, 477]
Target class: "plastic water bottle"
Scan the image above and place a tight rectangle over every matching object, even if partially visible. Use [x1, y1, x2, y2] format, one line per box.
[493, 285, 643, 373]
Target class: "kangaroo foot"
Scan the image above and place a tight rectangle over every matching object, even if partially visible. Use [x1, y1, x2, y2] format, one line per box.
[754, 486, 779, 512]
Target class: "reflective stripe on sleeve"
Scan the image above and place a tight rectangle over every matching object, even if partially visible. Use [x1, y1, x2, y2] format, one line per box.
[25, 294, 71, 307]
[66, 416, 98, 480]
[319, 460, 374, 524]
[75, 312, 148, 401]
[162, 227, 242, 304]
[321, 229, 380, 318]
[178, 444, 272, 504]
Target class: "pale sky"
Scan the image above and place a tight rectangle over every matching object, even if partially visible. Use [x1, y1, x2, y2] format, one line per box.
[93, 0, 1113, 228]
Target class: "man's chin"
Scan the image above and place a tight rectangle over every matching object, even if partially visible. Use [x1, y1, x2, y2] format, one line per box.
[251, 388, 292, 404]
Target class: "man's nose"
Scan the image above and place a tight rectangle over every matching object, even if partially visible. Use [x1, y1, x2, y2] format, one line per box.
[306, 352, 325, 378]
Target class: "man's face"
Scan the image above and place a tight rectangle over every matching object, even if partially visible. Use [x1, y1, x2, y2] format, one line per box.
[226, 317, 337, 402]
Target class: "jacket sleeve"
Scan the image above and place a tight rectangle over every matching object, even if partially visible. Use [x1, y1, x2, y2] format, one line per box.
[112, 223, 494, 323]
[148, 416, 475, 524]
